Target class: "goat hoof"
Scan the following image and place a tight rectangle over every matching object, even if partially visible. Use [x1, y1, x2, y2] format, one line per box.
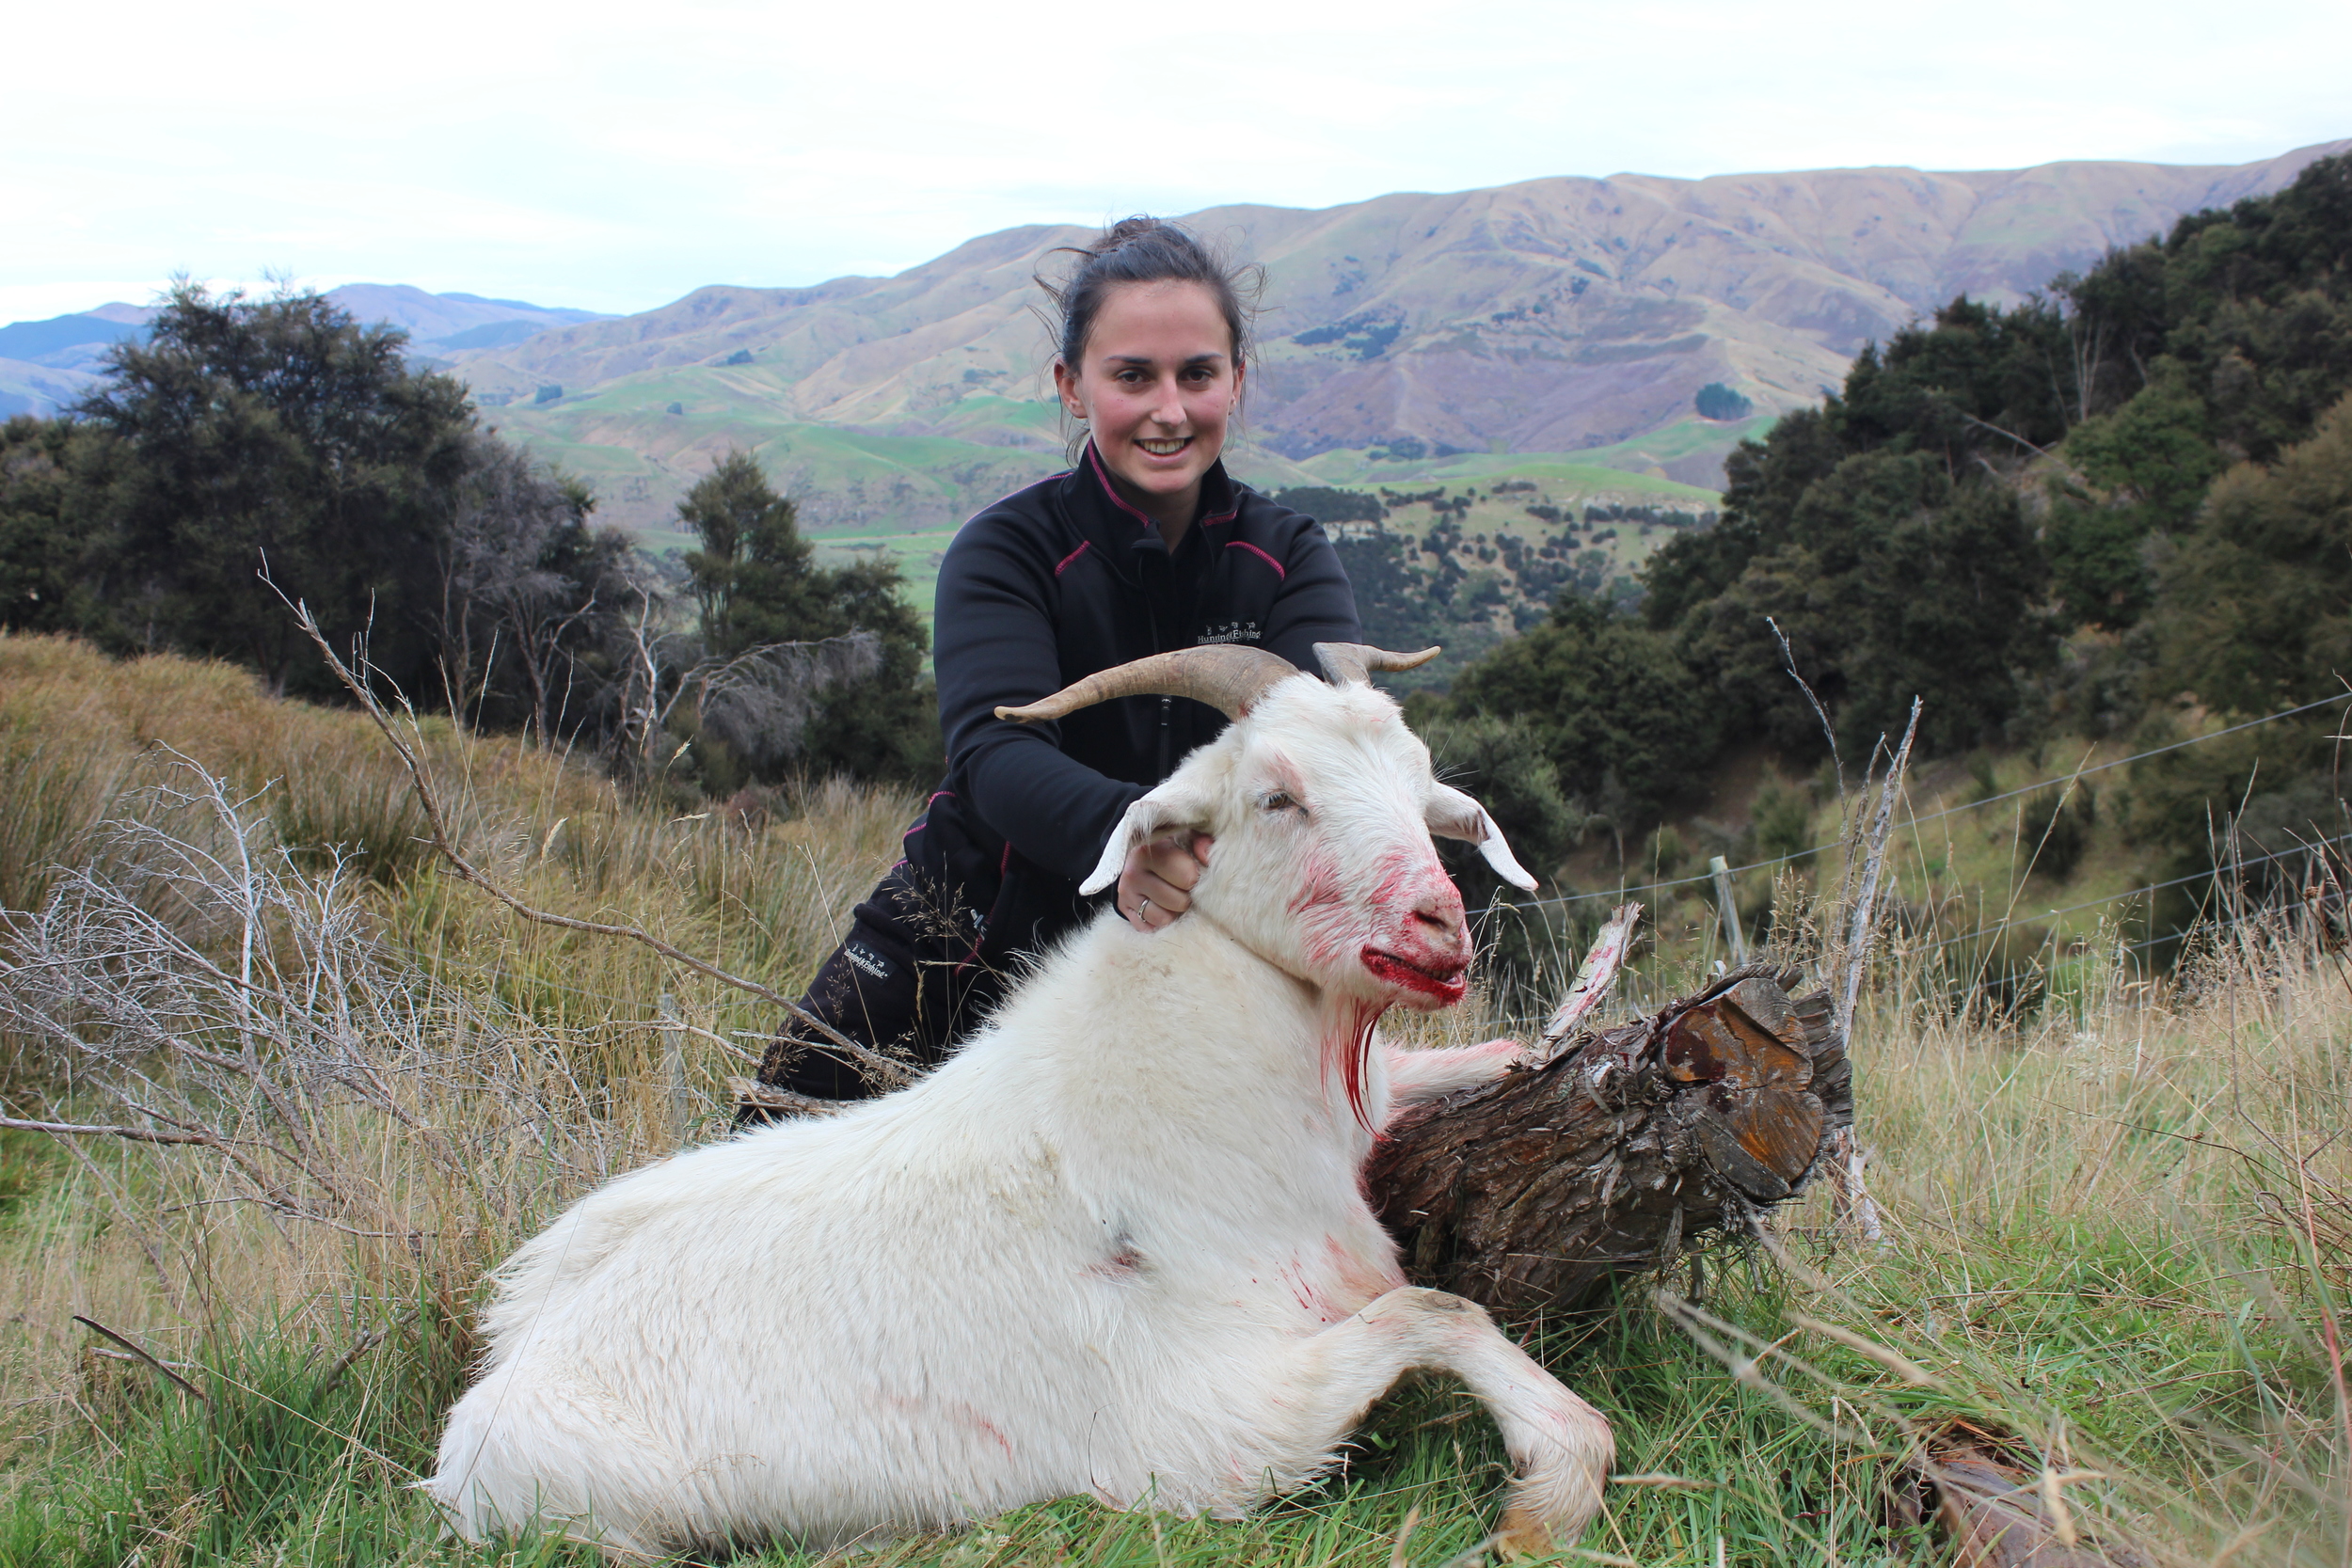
[1493, 1506, 1553, 1560]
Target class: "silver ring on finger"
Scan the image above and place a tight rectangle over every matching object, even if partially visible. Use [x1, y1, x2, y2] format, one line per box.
[1136, 895, 1153, 920]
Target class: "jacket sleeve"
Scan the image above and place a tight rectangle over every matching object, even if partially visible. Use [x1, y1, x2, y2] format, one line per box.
[1259, 514, 1365, 673]
[933, 516, 1146, 885]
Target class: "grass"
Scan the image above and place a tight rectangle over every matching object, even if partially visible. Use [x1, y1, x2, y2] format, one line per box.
[0, 630, 2345, 1565]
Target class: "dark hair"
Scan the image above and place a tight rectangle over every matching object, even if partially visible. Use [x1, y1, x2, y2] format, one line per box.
[1040, 216, 1259, 372]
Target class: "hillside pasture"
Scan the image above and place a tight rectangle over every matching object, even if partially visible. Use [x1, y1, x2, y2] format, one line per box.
[0, 635, 2344, 1566]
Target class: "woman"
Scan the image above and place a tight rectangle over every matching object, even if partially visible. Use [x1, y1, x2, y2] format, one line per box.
[751, 217, 1364, 1104]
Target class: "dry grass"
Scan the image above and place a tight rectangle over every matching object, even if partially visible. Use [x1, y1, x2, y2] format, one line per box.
[0, 631, 2344, 1565]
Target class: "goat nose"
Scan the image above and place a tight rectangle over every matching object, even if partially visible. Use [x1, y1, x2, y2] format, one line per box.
[1412, 887, 1466, 942]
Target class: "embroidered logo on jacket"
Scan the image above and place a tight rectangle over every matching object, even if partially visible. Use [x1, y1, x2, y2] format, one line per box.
[1196, 621, 1262, 646]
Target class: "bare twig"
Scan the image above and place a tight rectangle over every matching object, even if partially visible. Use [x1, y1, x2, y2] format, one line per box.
[1767, 616, 1841, 801]
[273, 584, 912, 1089]
[0, 1116, 215, 1147]
[313, 1309, 419, 1402]
[72, 1315, 213, 1411]
[1824, 697, 1921, 1246]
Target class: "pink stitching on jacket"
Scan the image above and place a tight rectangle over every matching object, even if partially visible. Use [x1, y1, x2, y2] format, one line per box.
[1226, 540, 1285, 578]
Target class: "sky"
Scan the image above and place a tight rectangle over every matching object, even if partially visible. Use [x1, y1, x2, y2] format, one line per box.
[4, 0, 2348, 325]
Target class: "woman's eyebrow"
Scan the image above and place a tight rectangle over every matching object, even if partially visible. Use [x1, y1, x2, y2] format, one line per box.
[1103, 352, 1229, 366]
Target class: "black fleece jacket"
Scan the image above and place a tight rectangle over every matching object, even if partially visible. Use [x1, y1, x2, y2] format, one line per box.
[904, 443, 1361, 959]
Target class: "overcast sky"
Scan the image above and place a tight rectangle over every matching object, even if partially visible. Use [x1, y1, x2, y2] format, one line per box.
[5, 0, 2347, 325]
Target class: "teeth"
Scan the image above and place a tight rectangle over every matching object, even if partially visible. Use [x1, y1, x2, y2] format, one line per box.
[1137, 438, 1188, 454]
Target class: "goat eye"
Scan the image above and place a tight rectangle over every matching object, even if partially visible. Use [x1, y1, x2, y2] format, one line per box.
[1262, 790, 1295, 814]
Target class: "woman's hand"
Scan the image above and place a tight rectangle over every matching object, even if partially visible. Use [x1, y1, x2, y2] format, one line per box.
[1119, 831, 1212, 932]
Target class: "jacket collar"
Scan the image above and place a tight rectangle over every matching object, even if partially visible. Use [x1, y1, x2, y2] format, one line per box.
[1064, 440, 1241, 581]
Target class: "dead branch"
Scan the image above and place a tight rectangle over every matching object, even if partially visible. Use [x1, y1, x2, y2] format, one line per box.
[1537, 901, 1642, 1059]
[73, 1315, 212, 1411]
[0, 1117, 216, 1147]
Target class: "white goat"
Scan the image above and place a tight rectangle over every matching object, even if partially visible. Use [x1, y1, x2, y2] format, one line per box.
[428, 642, 1613, 1560]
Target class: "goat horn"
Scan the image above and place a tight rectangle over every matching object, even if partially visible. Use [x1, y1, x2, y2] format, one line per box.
[1312, 642, 1441, 687]
[994, 645, 1301, 724]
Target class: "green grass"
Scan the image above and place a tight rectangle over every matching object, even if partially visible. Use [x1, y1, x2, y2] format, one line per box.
[0, 637, 2344, 1566]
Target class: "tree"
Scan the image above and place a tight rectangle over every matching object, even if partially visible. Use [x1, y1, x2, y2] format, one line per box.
[0, 415, 103, 636]
[1445, 594, 1717, 836]
[73, 282, 475, 697]
[436, 435, 635, 741]
[2149, 392, 2352, 718]
[675, 451, 935, 784]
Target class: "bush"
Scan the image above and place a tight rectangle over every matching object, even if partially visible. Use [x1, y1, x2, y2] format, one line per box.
[1694, 382, 1755, 420]
[1749, 774, 1816, 868]
[2017, 783, 2097, 881]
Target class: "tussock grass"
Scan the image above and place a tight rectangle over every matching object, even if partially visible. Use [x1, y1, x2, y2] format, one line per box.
[0, 632, 2344, 1566]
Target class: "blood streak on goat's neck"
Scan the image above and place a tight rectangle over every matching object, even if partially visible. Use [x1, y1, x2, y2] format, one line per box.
[1321, 997, 1390, 1132]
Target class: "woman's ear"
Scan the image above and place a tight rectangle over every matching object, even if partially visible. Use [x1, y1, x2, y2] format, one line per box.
[1052, 357, 1087, 420]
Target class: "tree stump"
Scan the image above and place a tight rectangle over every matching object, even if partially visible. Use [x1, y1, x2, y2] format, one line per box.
[1366, 964, 1850, 1315]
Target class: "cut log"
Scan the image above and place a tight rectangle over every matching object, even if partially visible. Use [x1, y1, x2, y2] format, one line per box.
[1366, 963, 1850, 1315]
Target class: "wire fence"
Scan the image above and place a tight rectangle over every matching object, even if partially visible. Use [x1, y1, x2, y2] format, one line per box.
[1511, 689, 2352, 912]
[402, 692, 2352, 1041]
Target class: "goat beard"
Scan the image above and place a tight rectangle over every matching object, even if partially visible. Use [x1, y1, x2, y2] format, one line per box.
[1321, 998, 1392, 1132]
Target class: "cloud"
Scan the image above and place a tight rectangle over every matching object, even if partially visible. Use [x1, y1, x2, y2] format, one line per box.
[6, 0, 2346, 318]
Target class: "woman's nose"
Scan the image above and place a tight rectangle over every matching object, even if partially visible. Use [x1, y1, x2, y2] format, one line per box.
[1150, 379, 1187, 426]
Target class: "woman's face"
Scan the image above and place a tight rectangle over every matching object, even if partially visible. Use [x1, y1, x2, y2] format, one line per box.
[1054, 280, 1243, 526]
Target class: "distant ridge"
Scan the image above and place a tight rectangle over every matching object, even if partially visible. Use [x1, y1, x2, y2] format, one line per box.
[0, 286, 611, 419]
[8, 140, 2345, 529]
[445, 137, 2347, 533]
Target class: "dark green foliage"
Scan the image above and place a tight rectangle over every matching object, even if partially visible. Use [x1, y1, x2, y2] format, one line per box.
[2048, 362, 2227, 627]
[1668, 451, 2052, 760]
[1415, 712, 1585, 904]
[2113, 393, 2352, 927]
[69, 283, 477, 700]
[1445, 594, 1717, 828]
[1270, 484, 1384, 524]
[1837, 295, 2076, 464]
[0, 416, 103, 635]
[2018, 783, 2097, 882]
[2147, 394, 2352, 717]
[1694, 382, 1754, 420]
[1327, 526, 1508, 685]
[676, 451, 936, 783]
[1748, 774, 1815, 868]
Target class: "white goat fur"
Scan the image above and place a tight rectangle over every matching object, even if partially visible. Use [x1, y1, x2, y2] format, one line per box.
[428, 672, 1614, 1558]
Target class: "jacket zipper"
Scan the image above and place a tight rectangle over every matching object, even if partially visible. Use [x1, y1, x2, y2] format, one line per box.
[1144, 552, 1173, 777]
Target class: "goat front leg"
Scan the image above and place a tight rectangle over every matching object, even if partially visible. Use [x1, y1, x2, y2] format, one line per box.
[1267, 1285, 1611, 1556]
[1384, 1039, 1524, 1116]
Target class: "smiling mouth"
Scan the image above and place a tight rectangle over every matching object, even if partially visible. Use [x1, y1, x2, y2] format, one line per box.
[1136, 436, 1191, 456]
[1359, 947, 1468, 1000]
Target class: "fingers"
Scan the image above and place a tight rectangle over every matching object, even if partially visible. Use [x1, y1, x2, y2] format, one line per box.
[1142, 832, 1205, 892]
[1118, 832, 1216, 933]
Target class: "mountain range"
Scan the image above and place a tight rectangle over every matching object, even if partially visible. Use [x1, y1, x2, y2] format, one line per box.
[0, 285, 608, 419]
[444, 136, 2351, 539]
[9, 137, 2346, 543]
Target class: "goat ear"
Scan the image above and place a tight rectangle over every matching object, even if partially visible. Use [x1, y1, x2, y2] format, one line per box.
[1080, 780, 1214, 896]
[1425, 783, 1538, 893]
